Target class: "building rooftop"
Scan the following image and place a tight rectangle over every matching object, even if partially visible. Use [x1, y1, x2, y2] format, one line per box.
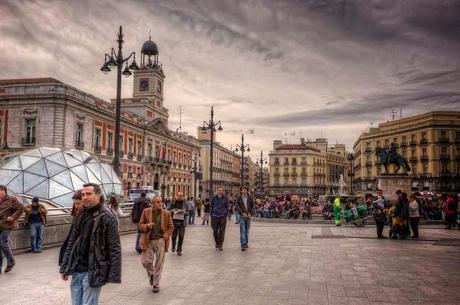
[0, 77, 62, 85]
[274, 144, 321, 153]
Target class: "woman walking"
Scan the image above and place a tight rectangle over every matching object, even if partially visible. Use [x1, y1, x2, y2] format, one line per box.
[409, 194, 420, 238]
[108, 196, 125, 218]
[202, 198, 210, 225]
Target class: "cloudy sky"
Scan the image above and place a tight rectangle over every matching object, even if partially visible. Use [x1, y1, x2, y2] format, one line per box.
[1, 0, 460, 160]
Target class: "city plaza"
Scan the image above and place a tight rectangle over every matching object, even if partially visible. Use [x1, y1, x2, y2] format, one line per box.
[0, 4, 460, 305]
[1, 221, 460, 305]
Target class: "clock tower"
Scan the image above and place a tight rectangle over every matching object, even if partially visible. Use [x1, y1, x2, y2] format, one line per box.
[123, 36, 168, 125]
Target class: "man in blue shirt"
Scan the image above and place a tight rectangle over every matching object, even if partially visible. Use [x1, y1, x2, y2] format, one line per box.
[210, 186, 229, 251]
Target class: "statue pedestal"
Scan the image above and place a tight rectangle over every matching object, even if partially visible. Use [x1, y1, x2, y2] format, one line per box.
[378, 174, 411, 199]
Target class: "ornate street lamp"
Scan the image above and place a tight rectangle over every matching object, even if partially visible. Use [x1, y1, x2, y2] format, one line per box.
[201, 106, 223, 199]
[346, 152, 355, 194]
[191, 158, 200, 200]
[101, 25, 139, 176]
[255, 150, 267, 198]
[234, 133, 250, 187]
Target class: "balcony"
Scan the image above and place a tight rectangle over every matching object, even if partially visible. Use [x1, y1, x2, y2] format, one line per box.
[365, 147, 372, 153]
[94, 145, 101, 154]
[22, 137, 35, 146]
[419, 138, 428, 146]
[420, 155, 429, 162]
[136, 173, 142, 179]
[128, 152, 134, 160]
[291, 161, 297, 166]
[400, 142, 408, 148]
[300, 161, 307, 166]
[291, 172, 298, 177]
[136, 155, 142, 161]
[106, 148, 113, 156]
[301, 172, 307, 177]
[365, 161, 372, 167]
[283, 161, 289, 166]
[438, 137, 449, 144]
[75, 140, 84, 150]
[283, 173, 289, 177]
[273, 161, 280, 166]
[410, 156, 418, 163]
[127, 172, 133, 178]
[410, 140, 417, 146]
[440, 154, 450, 161]
[145, 157, 172, 167]
[273, 173, 280, 177]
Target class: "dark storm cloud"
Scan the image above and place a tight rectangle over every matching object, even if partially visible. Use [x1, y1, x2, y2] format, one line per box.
[250, 87, 460, 128]
[1, 0, 460, 156]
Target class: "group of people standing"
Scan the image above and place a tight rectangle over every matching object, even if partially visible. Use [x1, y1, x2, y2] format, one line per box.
[371, 189, 422, 239]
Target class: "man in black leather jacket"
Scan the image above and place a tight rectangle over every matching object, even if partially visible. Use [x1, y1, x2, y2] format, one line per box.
[59, 183, 121, 305]
[132, 192, 151, 254]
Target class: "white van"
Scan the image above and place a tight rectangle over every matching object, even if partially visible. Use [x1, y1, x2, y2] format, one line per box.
[128, 187, 161, 202]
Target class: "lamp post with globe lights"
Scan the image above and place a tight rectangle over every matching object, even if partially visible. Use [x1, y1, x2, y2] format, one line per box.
[255, 150, 268, 198]
[100, 25, 139, 177]
[201, 106, 223, 199]
[346, 153, 355, 194]
[234, 133, 250, 187]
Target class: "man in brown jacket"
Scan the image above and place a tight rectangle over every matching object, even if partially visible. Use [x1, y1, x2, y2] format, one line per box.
[139, 195, 174, 293]
[0, 185, 24, 273]
[24, 197, 47, 253]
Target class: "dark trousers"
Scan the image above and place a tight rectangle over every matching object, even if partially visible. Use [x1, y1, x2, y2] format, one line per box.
[197, 208, 201, 217]
[409, 217, 420, 237]
[171, 221, 185, 252]
[0, 230, 14, 268]
[376, 221, 385, 238]
[211, 217, 227, 247]
[135, 229, 142, 252]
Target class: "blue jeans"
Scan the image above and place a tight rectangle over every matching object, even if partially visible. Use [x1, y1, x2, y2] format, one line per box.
[70, 272, 101, 305]
[239, 217, 250, 247]
[187, 210, 195, 224]
[0, 229, 14, 268]
[30, 222, 44, 251]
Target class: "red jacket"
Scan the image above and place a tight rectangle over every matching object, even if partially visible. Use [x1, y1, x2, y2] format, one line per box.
[445, 198, 456, 216]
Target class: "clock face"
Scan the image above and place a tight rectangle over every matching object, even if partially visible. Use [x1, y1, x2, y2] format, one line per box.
[140, 79, 149, 92]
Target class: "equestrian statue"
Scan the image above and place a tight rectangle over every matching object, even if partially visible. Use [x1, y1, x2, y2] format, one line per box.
[375, 143, 411, 174]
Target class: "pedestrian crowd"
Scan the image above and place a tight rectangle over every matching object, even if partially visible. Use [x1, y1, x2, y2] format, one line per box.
[1, 181, 459, 305]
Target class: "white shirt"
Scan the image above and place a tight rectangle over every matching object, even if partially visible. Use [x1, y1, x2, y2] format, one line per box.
[242, 195, 248, 211]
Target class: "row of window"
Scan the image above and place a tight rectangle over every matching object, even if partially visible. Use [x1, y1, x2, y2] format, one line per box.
[364, 145, 460, 162]
[365, 130, 460, 149]
[75, 123, 193, 166]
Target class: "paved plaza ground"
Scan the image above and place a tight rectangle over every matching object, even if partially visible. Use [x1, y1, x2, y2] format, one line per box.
[1, 220, 460, 305]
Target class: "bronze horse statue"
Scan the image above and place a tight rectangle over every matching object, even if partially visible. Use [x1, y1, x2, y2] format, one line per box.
[375, 147, 411, 174]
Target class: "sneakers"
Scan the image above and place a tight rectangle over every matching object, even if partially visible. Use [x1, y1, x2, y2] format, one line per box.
[177, 251, 182, 256]
[152, 286, 160, 293]
[241, 247, 245, 251]
[4, 263, 15, 273]
[171, 247, 176, 253]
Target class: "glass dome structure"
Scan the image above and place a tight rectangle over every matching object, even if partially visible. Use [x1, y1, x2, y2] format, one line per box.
[0, 147, 122, 207]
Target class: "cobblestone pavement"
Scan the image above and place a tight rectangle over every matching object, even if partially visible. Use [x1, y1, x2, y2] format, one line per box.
[1, 220, 460, 305]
